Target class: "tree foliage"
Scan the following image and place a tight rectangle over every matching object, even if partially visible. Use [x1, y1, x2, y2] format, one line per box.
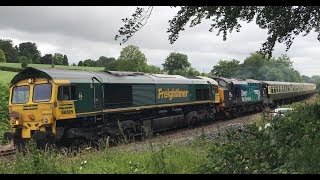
[144, 64, 161, 74]
[63, 55, 69, 66]
[53, 53, 64, 65]
[18, 42, 41, 63]
[40, 54, 53, 65]
[162, 52, 191, 74]
[174, 67, 201, 77]
[236, 52, 302, 82]
[117, 45, 148, 72]
[78, 61, 84, 66]
[20, 56, 29, 68]
[96, 56, 116, 67]
[116, 6, 320, 57]
[0, 39, 18, 63]
[211, 59, 240, 78]
[104, 60, 119, 71]
[301, 75, 313, 83]
[0, 49, 6, 63]
[82, 59, 95, 67]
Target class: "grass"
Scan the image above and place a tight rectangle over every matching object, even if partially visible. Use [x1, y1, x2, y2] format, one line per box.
[0, 70, 17, 84]
[0, 138, 210, 174]
[0, 63, 105, 71]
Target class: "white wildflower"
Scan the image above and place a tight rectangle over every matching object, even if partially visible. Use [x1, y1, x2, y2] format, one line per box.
[258, 127, 262, 131]
[245, 166, 249, 170]
[264, 123, 271, 128]
[79, 167, 83, 170]
[85, 147, 92, 150]
[129, 161, 132, 164]
[84, 160, 87, 164]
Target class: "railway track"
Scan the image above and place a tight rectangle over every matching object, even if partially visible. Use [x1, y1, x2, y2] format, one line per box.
[0, 145, 15, 157]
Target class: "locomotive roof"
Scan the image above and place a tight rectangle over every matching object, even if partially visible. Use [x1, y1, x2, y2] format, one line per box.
[214, 77, 261, 85]
[10, 67, 216, 85]
[261, 81, 315, 86]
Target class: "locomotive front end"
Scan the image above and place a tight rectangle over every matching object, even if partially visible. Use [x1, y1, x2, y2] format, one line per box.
[4, 68, 59, 147]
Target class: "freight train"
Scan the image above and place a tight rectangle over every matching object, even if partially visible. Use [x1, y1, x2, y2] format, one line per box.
[3, 67, 316, 148]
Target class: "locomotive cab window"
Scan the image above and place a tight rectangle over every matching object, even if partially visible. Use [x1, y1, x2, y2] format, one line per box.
[33, 83, 52, 102]
[12, 85, 30, 104]
[58, 85, 78, 101]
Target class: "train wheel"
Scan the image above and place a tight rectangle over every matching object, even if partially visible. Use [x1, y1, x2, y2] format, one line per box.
[186, 111, 198, 128]
[188, 116, 199, 128]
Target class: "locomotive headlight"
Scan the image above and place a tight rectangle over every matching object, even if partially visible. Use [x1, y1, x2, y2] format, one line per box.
[28, 78, 34, 84]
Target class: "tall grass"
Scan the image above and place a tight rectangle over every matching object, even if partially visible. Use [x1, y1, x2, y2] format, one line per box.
[198, 99, 320, 174]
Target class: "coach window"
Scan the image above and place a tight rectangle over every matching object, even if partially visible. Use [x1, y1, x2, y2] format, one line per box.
[58, 85, 78, 101]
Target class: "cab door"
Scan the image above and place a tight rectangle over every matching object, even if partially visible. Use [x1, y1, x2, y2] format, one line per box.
[92, 77, 103, 112]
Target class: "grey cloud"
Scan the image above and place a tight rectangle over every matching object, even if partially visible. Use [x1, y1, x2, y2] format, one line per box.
[0, 6, 319, 76]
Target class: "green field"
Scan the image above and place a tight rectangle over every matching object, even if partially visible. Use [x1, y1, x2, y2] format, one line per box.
[0, 70, 17, 84]
[0, 63, 105, 71]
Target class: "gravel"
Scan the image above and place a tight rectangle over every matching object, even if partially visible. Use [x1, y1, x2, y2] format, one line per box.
[113, 113, 261, 152]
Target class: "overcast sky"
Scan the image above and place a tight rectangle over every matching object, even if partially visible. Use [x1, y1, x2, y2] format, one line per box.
[0, 6, 319, 76]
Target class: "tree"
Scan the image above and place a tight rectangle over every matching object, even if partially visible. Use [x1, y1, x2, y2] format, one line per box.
[211, 59, 240, 78]
[162, 52, 191, 74]
[311, 75, 320, 83]
[144, 64, 161, 74]
[78, 61, 83, 66]
[20, 56, 29, 68]
[118, 45, 148, 72]
[63, 55, 69, 66]
[0, 39, 18, 63]
[96, 56, 116, 67]
[18, 42, 41, 63]
[18, 56, 32, 64]
[83, 59, 95, 67]
[40, 54, 53, 65]
[105, 60, 118, 71]
[0, 49, 6, 63]
[237, 52, 302, 82]
[71, 62, 76, 66]
[301, 75, 313, 83]
[53, 53, 64, 65]
[174, 67, 201, 76]
[116, 6, 320, 57]
[34, 57, 41, 64]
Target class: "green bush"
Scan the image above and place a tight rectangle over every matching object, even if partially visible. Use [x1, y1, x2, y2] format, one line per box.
[0, 49, 6, 63]
[0, 83, 9, 144]
[198, 101, 320, 174]
[21, 59, 28, 68]
[0, 66, 22, 72]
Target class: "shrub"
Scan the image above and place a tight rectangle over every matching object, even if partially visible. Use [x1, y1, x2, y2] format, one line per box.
[21, 59, 28, 68]
[0, 49, 6, 63]
[0, 66, 22, 72]
[0, 83, 10, 144]
[198, 100, 320, 174]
